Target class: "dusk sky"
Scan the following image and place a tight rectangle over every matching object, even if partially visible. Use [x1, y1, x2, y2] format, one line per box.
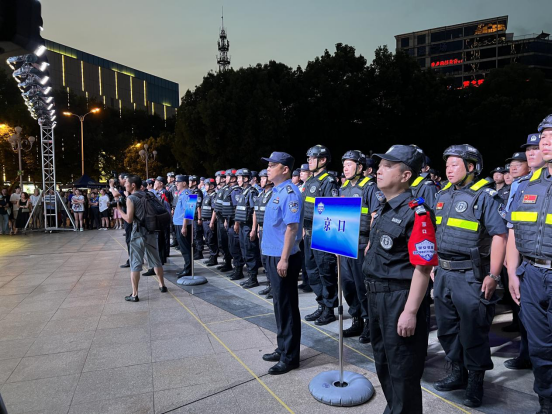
[43, 0, 551, 99]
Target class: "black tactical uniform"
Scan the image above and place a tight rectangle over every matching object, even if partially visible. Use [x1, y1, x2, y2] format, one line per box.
[222, 171, 245, 280]
[200, 180, 218, 266]
[188, 180, 204, 260]
[410, 172, 438, 209]
[214, 174, 232, 272]
[254, 172, 274, 297]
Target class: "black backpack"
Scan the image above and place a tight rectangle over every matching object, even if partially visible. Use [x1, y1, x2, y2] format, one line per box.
[133, 191, 171, 232]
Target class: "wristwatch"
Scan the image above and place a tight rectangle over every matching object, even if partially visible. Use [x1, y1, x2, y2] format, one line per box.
[488, 273, 500, 282]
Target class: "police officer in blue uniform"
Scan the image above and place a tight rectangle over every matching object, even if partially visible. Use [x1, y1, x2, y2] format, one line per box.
[212, 170, 233, 272]
[432, 145, 507, 408]
[234, 168, 262, 288]
[339, 150, 378, 343]
[222, 169, 245, 280]
[173, 175, 193, 278]
[199, 178, 219, 267]
[188, 175, 204, 260]
[507, 115, 552, 414]
[505, 152, 530, 211]
[302, 145, 340, 326]
[253, 169, 274, 297]
[363, 145, 437, 414]
[259, 152, 303, 375]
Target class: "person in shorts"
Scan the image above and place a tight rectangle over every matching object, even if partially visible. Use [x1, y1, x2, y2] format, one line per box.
[117, 174, 167, 301]
[98, 188, 110, 230]
[71, 189, 85, 231]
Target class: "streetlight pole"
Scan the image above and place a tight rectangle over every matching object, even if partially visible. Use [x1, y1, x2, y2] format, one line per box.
[139, 144, 157, 179]
[63, 108, 100, 176]
[9, 126, 36, 189]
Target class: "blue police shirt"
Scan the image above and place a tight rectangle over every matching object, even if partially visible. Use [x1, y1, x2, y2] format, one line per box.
[261, 179, 303, 257]
[173, 191, 189, 225]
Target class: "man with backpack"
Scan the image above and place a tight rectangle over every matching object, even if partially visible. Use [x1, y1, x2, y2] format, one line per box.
[117, 174, 168, 302]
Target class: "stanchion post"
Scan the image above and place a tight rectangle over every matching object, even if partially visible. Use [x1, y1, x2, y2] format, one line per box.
[191, 220, 194, 279]
[337, 254, 344, 387]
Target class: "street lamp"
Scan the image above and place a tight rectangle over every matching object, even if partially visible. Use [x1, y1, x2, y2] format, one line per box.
[8, 126, 36, 189]
[63, 108, 100, 176]
[138, 144, 157, 179]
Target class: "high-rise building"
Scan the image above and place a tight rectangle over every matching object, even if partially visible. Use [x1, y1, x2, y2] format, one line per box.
[395, 16, 552, 88]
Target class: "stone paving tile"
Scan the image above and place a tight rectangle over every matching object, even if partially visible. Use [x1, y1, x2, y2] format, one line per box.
[9, 297, 64, 314]
[161, 389, 241, 414]
[83, 341, 151, 372]
[73, 363, 153, 404]
[151, 333, 215, 362]
[149, 321, 205, 341]
[0, 338, 35, 360]
[0, 373, 79, 413]
[0, 320, 48, 341]
[51, 305, 104, 321]
[97, 311, 150, 330]
[68, 392, 154, 414]
[59, 295, 107, 309]
[209, 326, 274, 354]
[152, 355, 228, 391]
[0, 309, 56, 324]
[0, 358, 21, 383]
[92, 326, 150, 348]
[7, 349, 88, 383]
[26, 331, 95, 357]
[39, 316, 100, 336]
[0, 293, 27, 310]
[153, 381, 230, 413]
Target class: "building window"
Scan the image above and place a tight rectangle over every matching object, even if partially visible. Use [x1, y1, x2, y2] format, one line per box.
[417, 46, 426, 57]
[431, 31, 446, 43]
[401, 37, 410, 48]
[417, 58, 426, 68]
[417, 34, 426, 45]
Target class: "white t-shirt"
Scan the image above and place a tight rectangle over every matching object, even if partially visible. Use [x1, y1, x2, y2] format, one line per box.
[72, 195, 84, 212]
[30, 194, 42, 206]
[10, 193, 20, 205]
[99, 195, 109, 212]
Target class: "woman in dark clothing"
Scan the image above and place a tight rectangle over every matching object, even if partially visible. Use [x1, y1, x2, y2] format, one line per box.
[14, 192, 31, 234]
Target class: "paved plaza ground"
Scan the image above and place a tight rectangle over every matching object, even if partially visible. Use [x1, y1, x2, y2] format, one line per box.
[0, 230, 540, 414]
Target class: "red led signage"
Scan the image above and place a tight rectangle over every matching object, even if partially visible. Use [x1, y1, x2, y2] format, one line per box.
[431, 59, 463, 67]
[462, 79, 485, 88]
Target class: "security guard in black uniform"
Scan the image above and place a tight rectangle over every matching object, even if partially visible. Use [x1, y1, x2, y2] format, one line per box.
[363, 145, 437, 414]
[188, 175, 204, 260]
[432, 145, 507, 408]
[222, 168, 245, 280]
[490, 166, 511, 203]
[339, 150, 378, 343]
[298, 163, 312, 292]
[303, 145, 340, 326]
[234, 168, 262, 288]
[410, 148, 438, 209]
[212, 170, 232, 272]
[507, 115, 552, 414]
[253, 169, 274, 297]
[200, 178, 219, 266]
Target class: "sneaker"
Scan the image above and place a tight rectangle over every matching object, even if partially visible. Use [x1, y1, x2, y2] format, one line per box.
[98, 228, 103, 231]
[80, 228, 84, 232]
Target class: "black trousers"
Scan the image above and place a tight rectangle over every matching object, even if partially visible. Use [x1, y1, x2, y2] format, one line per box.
[299, 239, 309, 286]
[266, 253, 302, 365]
[239, 224, 261, 275]
[227, 221, 244, 268]
[366, 279, 427, 414]
[216, 217, 231, 265]
[341, 248, 368, 319]
[157, 225, 170, 265]
[202, 220, 218, 257]
[90, 207, 100, 229]
[194, 219, 204, 251]
[303, 231, 338, 308]
[433, 267, 496, 371]
[259, 227, 267, 270]
[175, 224, 192, 274]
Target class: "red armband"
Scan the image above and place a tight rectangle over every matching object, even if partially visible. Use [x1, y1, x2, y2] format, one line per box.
[408, 212, 438, 266]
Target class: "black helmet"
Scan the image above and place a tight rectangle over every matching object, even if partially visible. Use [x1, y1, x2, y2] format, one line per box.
[204, 178, 215, 186]
[443, 144, 483, 176]
[259, 169, 268, 177]
[236, 168, 251, 177]
[341, 150, 367, 168]
[306, 145, 331, 163]
[188, 175, 198, 182]
[225, 168, 237, 177]
[538, 114, 552, 133]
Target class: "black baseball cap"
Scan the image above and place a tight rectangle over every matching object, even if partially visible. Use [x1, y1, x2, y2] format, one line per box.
[506, 152, 527, 162]
[261, 152, 295, 169]
[300, 163, 309, 171]
[292, 169, 300, 177]
[175, 175, 188, 183]
[373, 145, 424, 174]
[490, 166, 508, 175]
[521, 133, 541, 149]
[155, 176, 165, 184]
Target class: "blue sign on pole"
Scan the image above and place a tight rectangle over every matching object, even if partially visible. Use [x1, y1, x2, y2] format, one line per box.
[184, 194, 198, 220]
[311, 197, 362, 259]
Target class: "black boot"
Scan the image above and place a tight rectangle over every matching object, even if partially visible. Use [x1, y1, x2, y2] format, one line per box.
[217, 263, 232, 272]
[230, 267, 244, 280]
[305, 305, 325, 321]
[434, 363, 468, 391]
[242, 274, 259, 289]
[315, 307, 336, 326]
[193, 251, 204, 260]
[343, 317, 364, 337]
[204, 256, 218, 266]
[266, 288, 273, 299]
[537, 396, 552, 414]
[359, 320, 370, 343]
[259, 284, 271, 295]
[463, 371, 485, 408]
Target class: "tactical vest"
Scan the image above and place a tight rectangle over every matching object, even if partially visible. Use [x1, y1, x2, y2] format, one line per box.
[340, 177, 372, 236]
[410, 174, 435, 200]
[510, 168, 552, 260]
[214, 185, 228, 216]
[254, 188, 274, 226]
[435, 178, 494, 259]
[235, 186, 258, 224]
[303, 172, 334, 224]
[201, 192, 215, 220]
[222, 185, 242, 219]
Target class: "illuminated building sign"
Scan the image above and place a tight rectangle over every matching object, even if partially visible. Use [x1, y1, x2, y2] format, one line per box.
[431, 59, 463, 67]
[461, 79, 485, 88]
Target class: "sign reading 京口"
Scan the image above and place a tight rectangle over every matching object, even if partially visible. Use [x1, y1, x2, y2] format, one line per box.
[184, 194, 198, 220]
[311, 197, 361, 259]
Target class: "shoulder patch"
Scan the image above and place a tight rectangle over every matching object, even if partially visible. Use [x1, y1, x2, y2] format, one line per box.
[327, 176, 335, 182]
[415, 206, 427, 216]
[484, 188, 498, 196]
[286, 185, 294, 194]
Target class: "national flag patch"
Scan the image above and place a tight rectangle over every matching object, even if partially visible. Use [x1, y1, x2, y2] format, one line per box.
[523, 194, 537, 204]
[436, 202, 444, 210]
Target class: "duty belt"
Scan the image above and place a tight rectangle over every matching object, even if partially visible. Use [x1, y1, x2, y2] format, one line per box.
[365, 278, 411, 293]
[304, 228, 312, 236]
[438, 258, 473, 271]
[523, 256, 552, 269]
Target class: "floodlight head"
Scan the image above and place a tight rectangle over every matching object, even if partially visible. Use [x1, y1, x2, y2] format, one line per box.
[39, 75, 49, 85]
[91, 108, 100, 113]
[63, 112, 72, 116]
[35, 45, 46, 57]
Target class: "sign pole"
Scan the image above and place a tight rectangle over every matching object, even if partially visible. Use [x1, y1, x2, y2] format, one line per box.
[191, 220, 194, 279]
[337, 254, 344, 387]
[177, 194, 207, 286]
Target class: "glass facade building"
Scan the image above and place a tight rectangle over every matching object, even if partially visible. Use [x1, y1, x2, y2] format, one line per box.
[395, 16, 552, 88]
[45, 39, 179, 118]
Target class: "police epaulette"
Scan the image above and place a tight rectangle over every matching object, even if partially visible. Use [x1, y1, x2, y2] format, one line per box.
[484, 188, 498, 197]
[415, 206, 427, 215]
[286, 185, 294, 194]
